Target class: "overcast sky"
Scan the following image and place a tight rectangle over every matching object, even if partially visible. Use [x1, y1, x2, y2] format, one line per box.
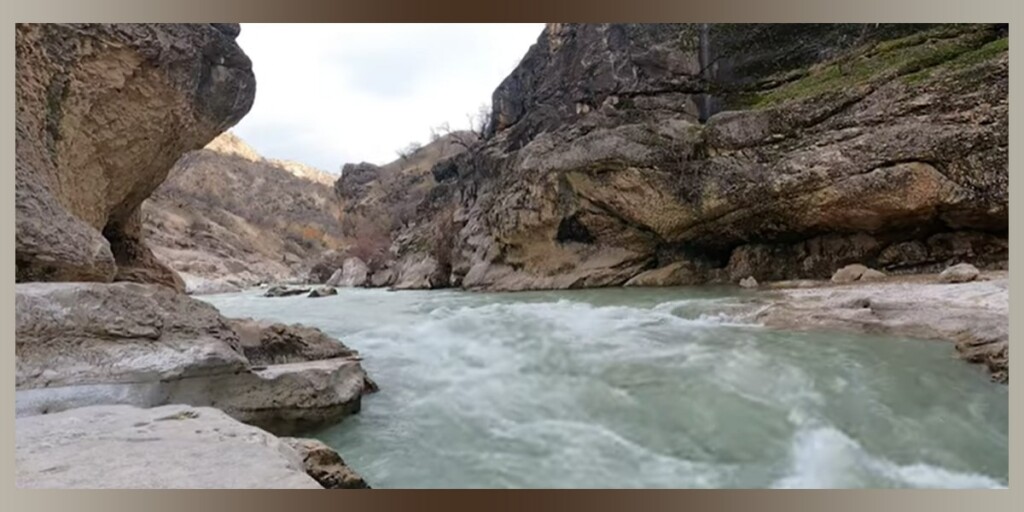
[232, 23, 545, 172]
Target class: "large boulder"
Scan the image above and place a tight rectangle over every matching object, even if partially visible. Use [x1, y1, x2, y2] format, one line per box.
[15, 404, 354, 489]
[15, 24, 256, 291]
[15, 282, 374, 435]
[939, 262, 981, 283]
[339, 257, 370, 287]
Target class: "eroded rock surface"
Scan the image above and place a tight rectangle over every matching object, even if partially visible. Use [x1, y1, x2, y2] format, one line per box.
[282, 437, 371, 489]
[15, 282, 374, 435]
[357, 24, 1006, 291]
[752, 272, 1009, 383]
[16, 405, 327, 489]
[16, 24, 256, 290]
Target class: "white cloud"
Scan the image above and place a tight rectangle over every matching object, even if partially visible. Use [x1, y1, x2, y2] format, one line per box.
[232, 23, 545, 173]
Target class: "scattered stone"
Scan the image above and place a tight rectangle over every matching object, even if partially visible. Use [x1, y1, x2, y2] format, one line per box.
[938, 263, 980, 284]
[739, 276, 759, 288]
[308, 286, 338, 298]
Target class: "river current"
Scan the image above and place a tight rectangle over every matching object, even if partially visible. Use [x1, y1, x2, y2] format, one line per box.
[201, 286, 1008, 489]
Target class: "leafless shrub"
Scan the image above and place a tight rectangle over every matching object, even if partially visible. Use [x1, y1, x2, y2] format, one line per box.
[396, 141, 423, 161]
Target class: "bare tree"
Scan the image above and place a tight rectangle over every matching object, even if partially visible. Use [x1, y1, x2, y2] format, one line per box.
[467, 103, 492, 138]
[396, 141, 423, 161]
[429, 121, 452, 143]
[429, 118, 481, 150]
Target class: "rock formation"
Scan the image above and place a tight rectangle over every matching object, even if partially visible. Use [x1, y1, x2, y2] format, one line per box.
[144, 131, 344, 293]
[14, 24, 375, 488]
[359, 24, 1006, 291]
[16, 405, 365, 489]
[15, 24, 256, 291]
[319, 133, 473, 286]
[938, 262, 980, 283]
[282, 437, 372, 489]
[752, 271, 1008, 383]
[15, 282, 375, 435]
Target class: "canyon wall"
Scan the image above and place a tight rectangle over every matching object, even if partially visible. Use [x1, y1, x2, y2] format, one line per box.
[355, 24, 1007, 291]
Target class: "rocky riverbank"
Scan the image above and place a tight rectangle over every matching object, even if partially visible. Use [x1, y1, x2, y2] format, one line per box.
[741, 269, 1009, 383]
[14, 23, 373, 489]
[16, 404, 369, 489]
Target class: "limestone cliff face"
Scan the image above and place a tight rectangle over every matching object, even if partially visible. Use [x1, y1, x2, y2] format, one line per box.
[379, 24, 1007, 290]
[15, 24, 257, 291]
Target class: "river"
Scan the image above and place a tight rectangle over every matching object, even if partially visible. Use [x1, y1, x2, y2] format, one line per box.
[201, 286, 1008, 489]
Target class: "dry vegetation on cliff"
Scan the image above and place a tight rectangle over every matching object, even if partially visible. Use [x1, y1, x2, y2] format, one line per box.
[143, 132, 345, 292]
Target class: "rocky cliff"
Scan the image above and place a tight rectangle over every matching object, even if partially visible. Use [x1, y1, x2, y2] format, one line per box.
[15, 24, 256, 291]
[312, 132, 473, 286]
[144, 131, 344, 293]
[369, 24, 1007, 291]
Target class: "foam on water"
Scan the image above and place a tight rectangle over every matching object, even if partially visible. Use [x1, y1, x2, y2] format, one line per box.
[202, 286, 1008, 488]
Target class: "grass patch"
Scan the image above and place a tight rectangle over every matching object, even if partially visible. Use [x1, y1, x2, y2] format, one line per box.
[749, 26, 1000, 107]
[902, 36, 1007, 84]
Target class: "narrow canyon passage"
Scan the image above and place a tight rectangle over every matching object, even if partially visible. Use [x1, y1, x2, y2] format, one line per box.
[203, 287, 1008, 489]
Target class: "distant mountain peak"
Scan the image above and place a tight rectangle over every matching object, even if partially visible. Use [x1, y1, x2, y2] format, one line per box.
[204, 131, 336, 186]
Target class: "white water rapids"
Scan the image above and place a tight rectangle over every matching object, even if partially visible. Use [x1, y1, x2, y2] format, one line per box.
[201, 286, 1008, 489]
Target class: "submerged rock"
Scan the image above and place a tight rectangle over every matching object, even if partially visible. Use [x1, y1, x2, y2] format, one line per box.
[15, 404, 327, 489]
[264, 285, 311, 297]
[939, 263, 980, 283]
[308, 286, 338, 298]
[282, 437, 371, 489]
[739, 276, 759, 289]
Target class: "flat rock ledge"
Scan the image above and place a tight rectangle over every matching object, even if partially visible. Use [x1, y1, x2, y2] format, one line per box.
[15, 282, 376, 435]
[15, 404, 365, 489]
[750, 271, 1009, 383]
